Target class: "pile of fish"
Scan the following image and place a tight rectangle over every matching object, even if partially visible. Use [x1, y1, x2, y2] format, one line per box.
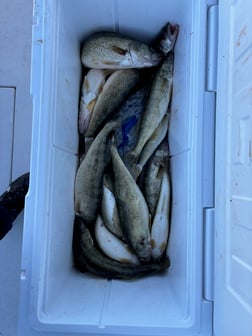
[73, 23, 179, 279]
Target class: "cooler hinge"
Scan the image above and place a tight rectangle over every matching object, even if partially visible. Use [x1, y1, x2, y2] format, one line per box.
[202, 91, 215, 208]
[206, 5, 218, 92]
[203, 207, 215, 302]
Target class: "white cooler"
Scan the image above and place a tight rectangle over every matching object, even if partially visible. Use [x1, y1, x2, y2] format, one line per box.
[18, 0, 252, 335]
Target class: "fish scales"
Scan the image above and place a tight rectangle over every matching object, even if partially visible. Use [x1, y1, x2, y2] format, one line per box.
[129, 52, 174, 163]
[111, 143, 151, 262]
[85, 69, 139, 137]
[79, 69, 107, 135]
[74, 22, 179, 277]
[81, 32, 162, 69]
[130, 113, 169, 179]
[74, 122, 117, 224]
[142, 141, 169, 218]
[94, 215, 140, 265]
[151, 169, 171, 260]
[101, 177, 124, 239]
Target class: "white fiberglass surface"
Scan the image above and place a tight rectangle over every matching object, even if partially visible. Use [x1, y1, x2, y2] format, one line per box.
[24, 0, 208, 333]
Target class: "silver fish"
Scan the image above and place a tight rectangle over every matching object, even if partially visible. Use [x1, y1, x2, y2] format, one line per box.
[95, 215, 140, 265]
[111, 142, 151, 262]
[73, 216, 169, 279]
[151, 169, 171, 261]
[85, 69, 140, 137]
[74, 121, 117, 224]
[130, 113, 169, 179]
[101, 176, 124, 240]
[79, 69, 107, 134]
[142, 141, 169, 218]
[126, 52, 174, 165]
[81, 32, 162, 69]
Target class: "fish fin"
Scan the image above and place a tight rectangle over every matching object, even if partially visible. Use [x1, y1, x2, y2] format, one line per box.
[86, 99, 96, 112]
[111, 45, 128, 56]
[84, 77, 90, 91]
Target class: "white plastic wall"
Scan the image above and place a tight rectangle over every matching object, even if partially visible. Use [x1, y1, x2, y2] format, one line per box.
[19, 1, 213, 335]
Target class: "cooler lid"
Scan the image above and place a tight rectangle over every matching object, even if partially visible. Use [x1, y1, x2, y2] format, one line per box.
[214, 0, 252, 335]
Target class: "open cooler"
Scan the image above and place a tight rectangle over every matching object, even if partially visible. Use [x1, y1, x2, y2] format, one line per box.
[18, 0, 252, 335]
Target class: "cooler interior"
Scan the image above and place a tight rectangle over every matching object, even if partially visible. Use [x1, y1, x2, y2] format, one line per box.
[20, 0, 212, 334]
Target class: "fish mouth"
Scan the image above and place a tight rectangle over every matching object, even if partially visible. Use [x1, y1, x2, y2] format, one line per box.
[136, 238, 152, 262]
[159, 23, 179, 55]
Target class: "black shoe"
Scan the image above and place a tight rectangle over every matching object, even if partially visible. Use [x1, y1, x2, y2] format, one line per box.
[0, 172, 29, 239]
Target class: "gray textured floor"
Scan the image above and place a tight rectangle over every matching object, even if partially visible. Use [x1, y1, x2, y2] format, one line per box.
[0, 1, 33, 335]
